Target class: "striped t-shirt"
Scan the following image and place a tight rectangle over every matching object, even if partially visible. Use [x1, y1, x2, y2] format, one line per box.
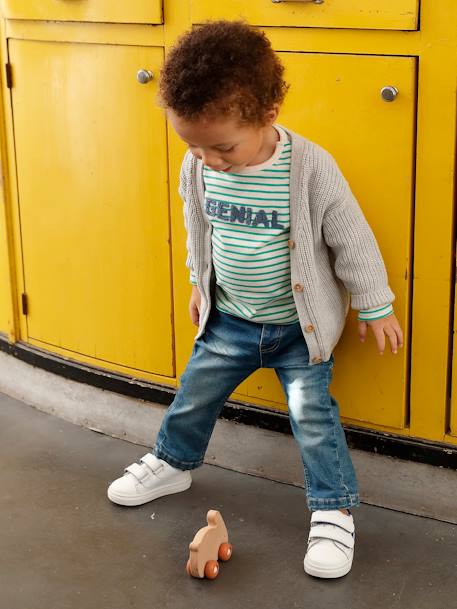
[192, 124, 300, 324]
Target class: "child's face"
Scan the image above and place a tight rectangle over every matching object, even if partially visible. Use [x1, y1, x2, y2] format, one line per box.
[167, 108, 279, 173]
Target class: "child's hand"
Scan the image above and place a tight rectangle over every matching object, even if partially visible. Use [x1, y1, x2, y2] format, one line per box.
[358, 313, 403, 355]
[189, 285, 201, 326]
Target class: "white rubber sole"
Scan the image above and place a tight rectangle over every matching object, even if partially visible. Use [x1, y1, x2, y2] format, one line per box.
[107, 473, 192, 506]
[304, 556, 353, 579]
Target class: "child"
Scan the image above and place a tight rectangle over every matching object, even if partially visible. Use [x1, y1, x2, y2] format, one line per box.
[108, 20, 403, 579]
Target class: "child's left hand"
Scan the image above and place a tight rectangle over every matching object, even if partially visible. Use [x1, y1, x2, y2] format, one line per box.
[358, 313, 403, 355]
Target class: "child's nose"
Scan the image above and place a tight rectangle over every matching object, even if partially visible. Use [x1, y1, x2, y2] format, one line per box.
[201, 151, 223, 169]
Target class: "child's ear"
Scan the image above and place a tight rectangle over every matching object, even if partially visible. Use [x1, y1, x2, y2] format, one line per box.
[264, 104, 280, 124]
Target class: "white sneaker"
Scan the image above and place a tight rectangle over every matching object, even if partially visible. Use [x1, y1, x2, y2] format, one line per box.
[107, 453, 192, 506]
[304, 509, 355, 578]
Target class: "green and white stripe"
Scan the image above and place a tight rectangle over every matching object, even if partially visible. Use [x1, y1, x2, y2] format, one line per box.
[201, 125, 299, 324]
[357, 303, 394, 321]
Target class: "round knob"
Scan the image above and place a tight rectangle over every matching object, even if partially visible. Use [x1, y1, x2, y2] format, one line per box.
[380, 86, 398, 102]
[137, 69, 154, 84]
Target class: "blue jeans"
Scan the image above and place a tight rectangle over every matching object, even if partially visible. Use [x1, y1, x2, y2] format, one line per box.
[153, 307, 360, 511]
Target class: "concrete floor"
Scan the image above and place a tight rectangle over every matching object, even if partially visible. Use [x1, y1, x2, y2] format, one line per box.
[2, 391, 457, 609]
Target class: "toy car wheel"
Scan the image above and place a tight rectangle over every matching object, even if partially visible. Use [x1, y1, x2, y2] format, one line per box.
[218, 543, 233, 561]
[204, 560, 219, 579]
[186, 559, 192, 576]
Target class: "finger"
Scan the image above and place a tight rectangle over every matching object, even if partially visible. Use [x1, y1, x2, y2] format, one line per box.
[375, 329, 386, 355]
[384, 326, 398, 353]
[189, 304, 199, 326]
[358, 321, 367, 342]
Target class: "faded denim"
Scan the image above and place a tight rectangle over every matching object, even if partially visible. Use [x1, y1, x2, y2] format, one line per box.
[153, 306, 360, 511]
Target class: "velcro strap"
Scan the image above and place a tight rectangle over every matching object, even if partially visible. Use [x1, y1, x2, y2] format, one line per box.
[140, 453, 164, 473]
[125, 463, 151, 483]
[311, 510, 355, 534]
[308, 524, 355, 549]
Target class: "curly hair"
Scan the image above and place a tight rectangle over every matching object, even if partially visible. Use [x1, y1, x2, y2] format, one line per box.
[158, 20, 289, 126]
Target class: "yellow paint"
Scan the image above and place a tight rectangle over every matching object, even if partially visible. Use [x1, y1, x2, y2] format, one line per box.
[191, 0, 419, 31]
[5, 20, 165, 48]
[9, 39, 174, 376]
[0, 0, 162, 24]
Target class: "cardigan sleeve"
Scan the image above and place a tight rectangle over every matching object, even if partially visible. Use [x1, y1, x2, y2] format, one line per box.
[178, 152, 197, 285]
[320, 155, 395, 310]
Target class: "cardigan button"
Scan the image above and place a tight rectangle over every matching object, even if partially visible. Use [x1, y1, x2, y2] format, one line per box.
[287, 239, 296, 249]
[312, 356, 322, 364]
[305, 324, 314, 333]
[293, 283, 304, 292]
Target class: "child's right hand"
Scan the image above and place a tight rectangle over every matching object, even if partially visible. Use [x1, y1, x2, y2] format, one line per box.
[189, 285, 201, 326]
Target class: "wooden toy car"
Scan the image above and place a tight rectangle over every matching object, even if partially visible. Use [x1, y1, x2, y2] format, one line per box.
[186, 510, 233, 579]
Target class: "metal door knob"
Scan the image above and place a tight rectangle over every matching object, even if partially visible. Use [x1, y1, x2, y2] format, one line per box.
[380, 86, 398, 102]
[137, 69, 154, 84]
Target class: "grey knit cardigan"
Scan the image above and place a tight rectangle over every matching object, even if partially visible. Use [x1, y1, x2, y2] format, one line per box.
[179, 123, 395, 366]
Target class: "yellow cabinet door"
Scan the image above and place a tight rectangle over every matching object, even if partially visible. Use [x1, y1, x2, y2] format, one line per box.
[0, 0, 162, 23]
[191, 0, 419, 30]
[9, 40, 174, 377]
[239, 53, 415, 431]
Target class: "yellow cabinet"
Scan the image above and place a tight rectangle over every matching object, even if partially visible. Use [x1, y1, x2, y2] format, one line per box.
[191, 0, 419, 30]
[236, 52, 415, 430]
[8, 39, 174, 376]
[0, 0, 162, 24]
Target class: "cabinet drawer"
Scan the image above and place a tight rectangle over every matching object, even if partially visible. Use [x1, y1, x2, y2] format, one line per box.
[0, 0, 162, 24]
[191, 0, 419, 31]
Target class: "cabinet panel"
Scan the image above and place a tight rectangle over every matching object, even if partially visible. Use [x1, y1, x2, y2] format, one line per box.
[9, 40, 174, 376]
[1, 0, 162, 24]
[243, 53, 415, 430]
[191, 0, 419, 31]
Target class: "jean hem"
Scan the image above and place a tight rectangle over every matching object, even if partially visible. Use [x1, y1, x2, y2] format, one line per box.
[307, 495, 360, 511]
[152, 444, 203, 471]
